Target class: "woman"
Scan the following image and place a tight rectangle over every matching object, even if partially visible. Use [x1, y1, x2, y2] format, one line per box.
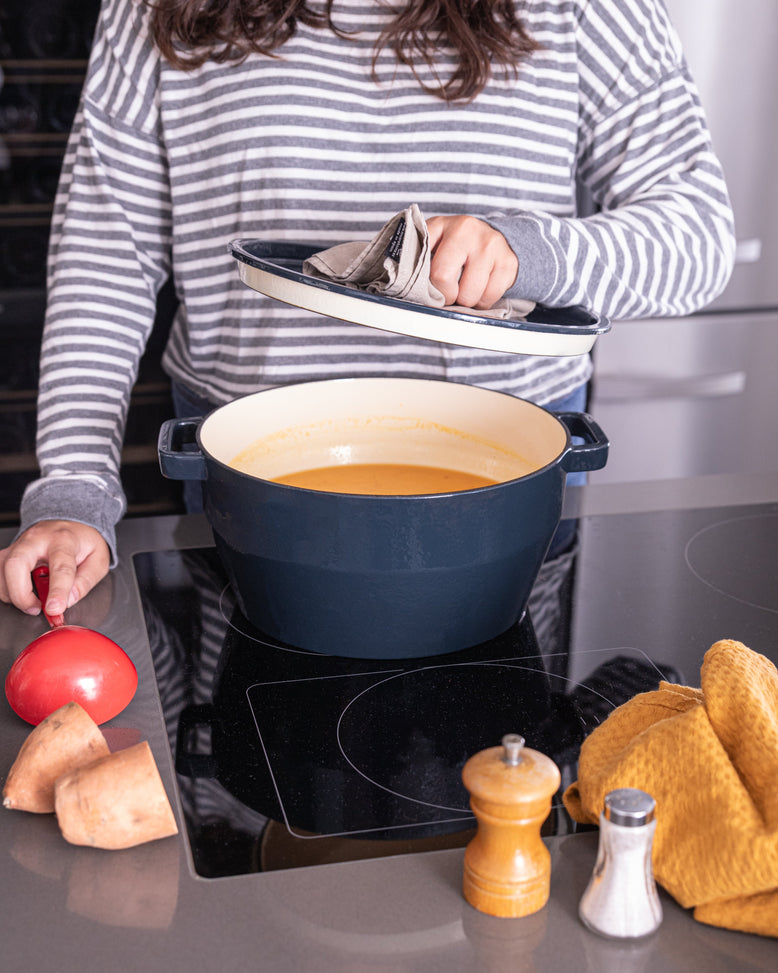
[0, 0, 734, 617]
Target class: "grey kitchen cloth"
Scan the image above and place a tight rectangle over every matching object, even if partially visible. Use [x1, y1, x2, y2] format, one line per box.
[302, 204, 535, 321]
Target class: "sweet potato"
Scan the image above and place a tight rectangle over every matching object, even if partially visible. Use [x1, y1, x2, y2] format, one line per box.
[3, 701, 110, 813]
[54, 740, 178, 850]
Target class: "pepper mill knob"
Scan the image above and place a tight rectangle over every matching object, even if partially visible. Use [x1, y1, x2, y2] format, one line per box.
[462, 733, 561, 918]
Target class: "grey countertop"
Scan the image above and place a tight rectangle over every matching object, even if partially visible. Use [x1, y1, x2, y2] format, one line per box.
[1, 474, 777, 972]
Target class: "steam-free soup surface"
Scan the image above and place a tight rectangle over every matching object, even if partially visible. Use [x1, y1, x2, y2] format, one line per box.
[272, 463, 498, 495]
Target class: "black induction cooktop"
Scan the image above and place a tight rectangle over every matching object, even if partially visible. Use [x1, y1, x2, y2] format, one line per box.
[134, 502, 778, 878]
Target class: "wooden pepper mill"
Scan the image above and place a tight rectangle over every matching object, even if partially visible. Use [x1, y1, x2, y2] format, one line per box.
[462, 733, 561, 918]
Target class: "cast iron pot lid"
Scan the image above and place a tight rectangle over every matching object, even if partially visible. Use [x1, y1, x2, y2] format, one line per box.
[231, 240, 610, 357]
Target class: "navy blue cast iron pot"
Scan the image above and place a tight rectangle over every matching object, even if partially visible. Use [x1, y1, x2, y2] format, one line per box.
[158, 378, 608, 659]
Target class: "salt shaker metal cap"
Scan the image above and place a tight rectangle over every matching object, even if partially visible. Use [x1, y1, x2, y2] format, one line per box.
[603, 788, 656, 827]
[579, 787, 662, 939]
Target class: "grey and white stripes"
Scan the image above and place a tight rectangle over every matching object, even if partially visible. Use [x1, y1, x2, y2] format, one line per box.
[22, 0, 735, 554]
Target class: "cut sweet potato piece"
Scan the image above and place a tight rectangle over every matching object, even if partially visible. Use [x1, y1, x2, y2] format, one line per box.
[3, 701, 110, 813]
[54, 741, 178, 850]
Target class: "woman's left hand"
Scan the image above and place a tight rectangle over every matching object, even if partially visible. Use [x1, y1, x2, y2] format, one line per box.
[426, 215, 519, 310]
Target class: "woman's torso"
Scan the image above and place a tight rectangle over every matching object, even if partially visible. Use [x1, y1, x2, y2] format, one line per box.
[149, 1, 591, 403]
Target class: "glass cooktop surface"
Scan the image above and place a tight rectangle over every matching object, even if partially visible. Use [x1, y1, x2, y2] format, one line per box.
[134, 502, 778, 878]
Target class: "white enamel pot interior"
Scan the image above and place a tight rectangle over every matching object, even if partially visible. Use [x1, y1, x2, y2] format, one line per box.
[199, 377, 568, 482]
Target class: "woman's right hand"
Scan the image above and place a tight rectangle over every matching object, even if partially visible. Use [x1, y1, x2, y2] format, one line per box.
[0, 521, 111, 618]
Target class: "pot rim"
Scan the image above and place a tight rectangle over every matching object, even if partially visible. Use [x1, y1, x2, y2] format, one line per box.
[196, 377, 573, 497]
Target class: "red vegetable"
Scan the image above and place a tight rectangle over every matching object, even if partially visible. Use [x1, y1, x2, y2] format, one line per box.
[5, 625, 138, 726]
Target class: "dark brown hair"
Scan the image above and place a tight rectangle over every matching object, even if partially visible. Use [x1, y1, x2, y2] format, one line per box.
[147, 0, 540, 102]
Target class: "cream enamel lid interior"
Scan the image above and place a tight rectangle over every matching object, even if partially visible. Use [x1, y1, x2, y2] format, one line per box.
[230, 241, 610, 358]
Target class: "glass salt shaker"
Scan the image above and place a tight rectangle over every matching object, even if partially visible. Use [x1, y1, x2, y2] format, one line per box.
[579, 788, 663, 939]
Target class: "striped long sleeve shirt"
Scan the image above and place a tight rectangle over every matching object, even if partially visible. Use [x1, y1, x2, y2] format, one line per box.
[21, 0, 735, 556]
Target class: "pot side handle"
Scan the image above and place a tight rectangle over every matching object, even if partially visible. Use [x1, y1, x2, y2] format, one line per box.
[158, 418, 207, 481]
[554, 412, 610, 473]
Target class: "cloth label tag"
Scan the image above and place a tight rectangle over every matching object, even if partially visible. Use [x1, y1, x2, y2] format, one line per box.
[385, 218, 406, 262]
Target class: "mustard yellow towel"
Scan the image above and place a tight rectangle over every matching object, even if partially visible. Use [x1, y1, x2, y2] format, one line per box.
[563, 639, 778, 938]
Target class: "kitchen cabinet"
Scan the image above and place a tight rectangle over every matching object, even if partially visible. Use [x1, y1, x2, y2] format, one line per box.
[589, 310, 778, 484]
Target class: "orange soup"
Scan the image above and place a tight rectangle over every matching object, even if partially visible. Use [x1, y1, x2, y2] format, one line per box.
[272, 463, 498, 495]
